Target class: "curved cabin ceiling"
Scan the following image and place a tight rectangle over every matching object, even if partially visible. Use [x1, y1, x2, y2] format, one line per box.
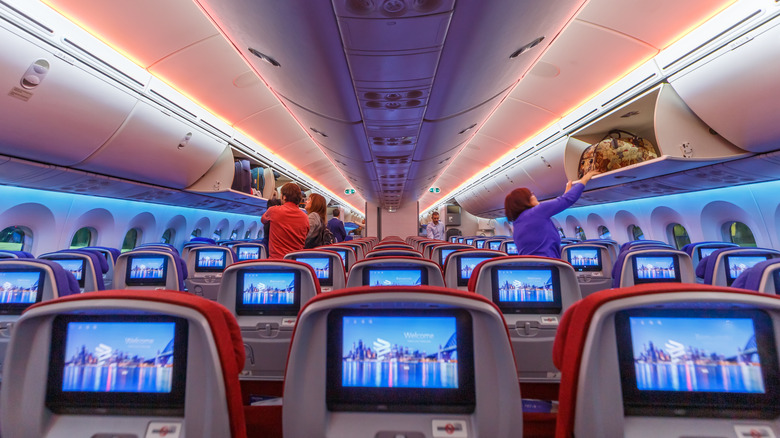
[41, 0, 734, 210]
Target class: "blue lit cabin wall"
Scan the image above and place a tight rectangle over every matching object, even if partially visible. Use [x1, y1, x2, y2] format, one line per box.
[551, 180, 780, 248]
[0, 185, 263, 255]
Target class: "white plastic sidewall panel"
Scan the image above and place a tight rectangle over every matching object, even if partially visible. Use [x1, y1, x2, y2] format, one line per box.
[76, 100, 228, 189]
[670, 16, 780, 153]
[0, 25, 137, 166]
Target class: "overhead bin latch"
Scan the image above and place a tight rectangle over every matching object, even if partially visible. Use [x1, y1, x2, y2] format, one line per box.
[20, 59, 49, 89]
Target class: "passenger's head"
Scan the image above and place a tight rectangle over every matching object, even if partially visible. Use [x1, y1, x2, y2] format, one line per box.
[332, 208, 340, 217]
[306, 193, 327, 221]
[431, 212, 440, 224]
[267, 198, 282, 208]
[280, 183, 303, 205]
[504, 188, 536, 222]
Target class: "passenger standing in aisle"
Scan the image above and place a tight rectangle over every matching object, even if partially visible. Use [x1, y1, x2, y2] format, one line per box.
[304, 193, 327, 246]
[261, 183, 309, 258]
[261, 197, 282, 254]
[505, 170, 599, 258]
[327, 208, 347, 243]
[426, 212, 445, 240]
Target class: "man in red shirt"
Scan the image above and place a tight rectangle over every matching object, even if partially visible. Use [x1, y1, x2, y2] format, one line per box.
[261, 183, 309, 258]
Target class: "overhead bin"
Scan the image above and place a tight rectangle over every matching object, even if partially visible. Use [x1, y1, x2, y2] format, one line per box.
[669, 14, 780, 153]
[563, 83, 748, 191]
[0, 23, 138, 166]
[74, 99, 230, 190]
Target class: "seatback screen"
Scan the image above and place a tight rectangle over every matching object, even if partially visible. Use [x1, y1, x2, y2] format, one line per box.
[125, 256, 167, 286]
[292, 256, 333, 287]
[236, 246, 260, 261]
[567, 247, 602, 272]
[491, 267, 562, 314]
[456, 256, 494, 287]
[631, 255, 680, 284]
[0, 269, 44, 314]
[724, 255, 770, 286]
[46, 314, 188, 415]
[195, 249, 226, 272]
[505, 243, 518, 255]
[439, 249, 457, 267]
[615, 308, 780, 418]
[327, 309, 475, 413]
[489, 241, 501, 251]
[364, 268, 427, 286]
[235, 269, 300, 316]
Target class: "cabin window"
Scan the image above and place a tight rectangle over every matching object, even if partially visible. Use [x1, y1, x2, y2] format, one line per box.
[121, 228, 140, 253]
[245, 230, 252, 239]
[574, 226, 586, 240]
[70, 227, 95, 249]
[598, 225, 611, 240]
[723, 221, 757, 247]
[161, 228, 175, 244]
[0, 226, 29, 252]
[190, 229, 202, 240]
[212, 228, 223, 241]
[557, 227, 565, 238]
[629, 225, 644, 240]
[230, 229, 239, 240]
[668, 223, 691, 250]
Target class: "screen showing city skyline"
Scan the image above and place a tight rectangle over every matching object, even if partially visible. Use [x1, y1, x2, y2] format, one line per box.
[489, 241, 501, 250]
[241, 271, 296, 305]
[0, 270, 41, 304]
[341, 315, 458, 389]
[51, 259, 84, 281]
[495, 269, 555, 303]
[633, 256, 678, 282]
[699, 247, 720, 259]
[61, 321, 176, 393]
[128, 256, 166, 280]
[440, 249, 456, 266]
[237, 246, 260, 261]
[628, 316, 765, 393]
[506, 243, 518, 255]
[568, 248, 601, 271]
[295, 257, 331, 280]
[367, 269, 423, 286]
[726, 255, 769, 282]
[458, 256, 492, 285]
[196, 250, 226, 271]
[333, 249, 348, 268]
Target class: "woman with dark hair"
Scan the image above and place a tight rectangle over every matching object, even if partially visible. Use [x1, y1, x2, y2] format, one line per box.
[505, 170, 598, 258]
[304, 193, 328, 246]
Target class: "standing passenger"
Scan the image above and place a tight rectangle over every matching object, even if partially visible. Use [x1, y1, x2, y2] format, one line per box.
[304, 193, 327, 247]
[327, 208, 347, 243]
[505, 170, 599, 258]
[261, 183, 309, 258]
[426, 212, 445, 240]
[261, 197, 283, 253]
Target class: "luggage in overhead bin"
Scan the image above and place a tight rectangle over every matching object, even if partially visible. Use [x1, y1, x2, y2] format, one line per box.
[232, 159, 252, 194]
[577, 130, 659, 178]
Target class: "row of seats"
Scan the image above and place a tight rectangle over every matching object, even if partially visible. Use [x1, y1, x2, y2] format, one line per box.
[3, 279, 779, 437]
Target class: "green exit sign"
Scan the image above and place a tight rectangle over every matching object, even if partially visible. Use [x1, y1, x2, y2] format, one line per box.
[429, 187, 440, 193]
[344, 188, 356, 195]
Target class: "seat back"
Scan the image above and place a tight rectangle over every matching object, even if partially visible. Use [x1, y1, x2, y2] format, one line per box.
[698, 247, 780, 286]
[282, 286, 522, 438]
[39, 249, 107, 292]
[114, 250, 187, 291]
[470, 256, 581, 381]
[614, 248, 695, 288]
[365, 248, 423, 259]
[430, 243, 473, 267]
[233, 243, 268, 261]
[0, 250, 34, 259]
[618, 240, 673, 253]
[318, 245, 356, 273]
[217, 260, 320, 380]
[184, 245, 236, 300]
[335, 242, 364, 260]
[683, 241, 739, 270]
[373, 243, 414, 251]
[554, 284, 780, 438]
[443, 249, 504, 290]
[583, 239, 619, 262]
[83, 247, 120, 289]
[346, 256, 445, 288]
[285, 249, 347, 292]
[561, 243, 613, 297]
[0, 290, 247, 438]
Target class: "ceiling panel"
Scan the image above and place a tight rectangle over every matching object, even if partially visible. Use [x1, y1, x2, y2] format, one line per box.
[233, 105, 309, 154]
[478, 98, 560, 148]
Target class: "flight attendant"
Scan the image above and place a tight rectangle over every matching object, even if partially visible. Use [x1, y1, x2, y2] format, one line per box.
[505, 170, 599, 258]
[426, 212, 445, 240]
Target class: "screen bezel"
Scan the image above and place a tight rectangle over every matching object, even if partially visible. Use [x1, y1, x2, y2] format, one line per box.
[332, 249, 349, 270]
[0, 267, 45, 315]
[194, 249, 227, 273]
[456, 256, 494, 287]
[697, 245, 727, 261]
[724, 254, 770, 286]
[49, 257, 87, 288]
[615, 307, 780, 418]
[490, 266, 562, 314]
[290, 255, 334, 287]
[235, 268, 301, 316]
[362, 266, 429, 287]
[124, 255, 168, 286]
[326, 308, 475, 413]
[236, 246, 261, 262]
[46, 314, 188, 415]
[567, 247, 603, 272]
[631, 254, 681, 284]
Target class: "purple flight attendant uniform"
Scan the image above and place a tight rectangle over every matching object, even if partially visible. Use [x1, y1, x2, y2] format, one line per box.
[512, 183, 585, 259]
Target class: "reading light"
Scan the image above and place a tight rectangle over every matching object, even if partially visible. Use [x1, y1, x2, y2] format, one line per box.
[510, 36, 545, 59]
[248, 48, 281, 67]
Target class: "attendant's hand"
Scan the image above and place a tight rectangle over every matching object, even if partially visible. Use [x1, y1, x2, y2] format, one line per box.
[579, 170, 600, 186]
[564, 180, 573, 193]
